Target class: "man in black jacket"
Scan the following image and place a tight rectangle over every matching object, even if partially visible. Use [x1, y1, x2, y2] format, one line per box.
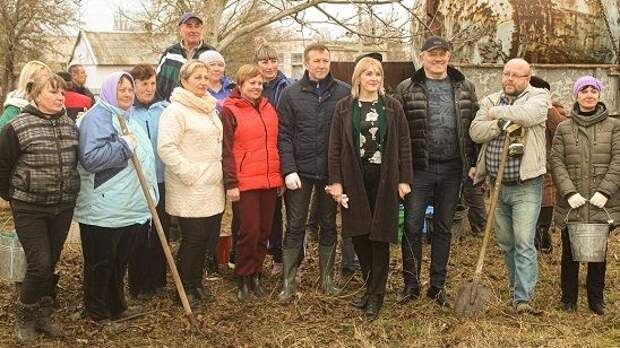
[155, 12, 215, 101]
[277, 43, 350, 302]
[395, 36, 479, 308]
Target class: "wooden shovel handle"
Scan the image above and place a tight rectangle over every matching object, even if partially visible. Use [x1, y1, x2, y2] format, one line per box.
[471, 134, 512, 284]
[118, 116, 199, 330]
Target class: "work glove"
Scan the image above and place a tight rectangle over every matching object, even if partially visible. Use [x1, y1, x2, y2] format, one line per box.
[325, 184, 349, 208]
[567, 193, 587, 209]
[590, 192, 608, 208]
[121, 134, 138, 151]
[497, 119, 512, 132]
[285, 172, 302, 190]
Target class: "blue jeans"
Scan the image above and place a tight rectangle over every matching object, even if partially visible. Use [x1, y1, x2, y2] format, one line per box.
[402, 159, 462, 289]
[493, 175, 543, 303]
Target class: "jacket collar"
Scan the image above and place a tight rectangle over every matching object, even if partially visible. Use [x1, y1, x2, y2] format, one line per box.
[224, 88, 268, 109]
[411, 65, 465, 84]
[299, 71, 335, 92]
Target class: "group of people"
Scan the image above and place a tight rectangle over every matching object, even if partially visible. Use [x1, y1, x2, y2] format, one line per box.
[0, 10, 617, 343]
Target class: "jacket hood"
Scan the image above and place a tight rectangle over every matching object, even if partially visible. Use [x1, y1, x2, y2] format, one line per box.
[571, 102, 608, 127]
[22, 104, 66, 119]
[411, 65, 465, 83]
[3, 90, 29, 109]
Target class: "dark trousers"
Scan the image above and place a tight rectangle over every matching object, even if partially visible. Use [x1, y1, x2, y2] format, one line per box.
[462, 176, 486, 234]
[561, 228, 606, 305]
[267, 197, 284, 263]
[402, 159, 462, 289]
[352, 163, 390, 298]
[283, 177, 337, 250]
[234, 189, 277, 276]
[177, 214, 222, 290]
[80, 223, 141, 320]
[128, 183, 169, 296]
[12, 202, 73, 304]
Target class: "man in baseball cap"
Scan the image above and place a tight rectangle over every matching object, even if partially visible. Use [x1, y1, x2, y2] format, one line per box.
[394, 35, 478, 309]
[155, 11, 215, 101]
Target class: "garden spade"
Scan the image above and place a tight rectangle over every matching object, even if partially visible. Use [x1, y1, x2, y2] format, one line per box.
[455, 131, 512, 317]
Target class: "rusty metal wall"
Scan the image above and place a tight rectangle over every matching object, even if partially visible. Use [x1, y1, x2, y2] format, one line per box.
[414, 0, 620, 64]
[457, 64, 620, 115]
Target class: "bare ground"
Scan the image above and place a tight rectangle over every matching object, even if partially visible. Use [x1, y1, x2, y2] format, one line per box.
[0, 205, 619, 347]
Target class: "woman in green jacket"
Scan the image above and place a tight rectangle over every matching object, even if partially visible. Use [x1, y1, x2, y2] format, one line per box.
[0, 61, 51, 129]
[550, 76, 620, 315]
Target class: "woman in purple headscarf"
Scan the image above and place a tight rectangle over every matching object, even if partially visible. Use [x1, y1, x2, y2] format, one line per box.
[74, 72, 159, 322]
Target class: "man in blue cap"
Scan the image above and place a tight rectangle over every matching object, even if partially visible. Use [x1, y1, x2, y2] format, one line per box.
[155, 12, 216, 101]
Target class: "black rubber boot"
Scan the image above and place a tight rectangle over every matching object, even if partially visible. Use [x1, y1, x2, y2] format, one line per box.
[250, 273, 267, 298]
[15, 300, 39, 343]
[365, 295, 384, 322]
[238, 276, 251, 302]
[318, 244, 340, 295]
[278, 248, 300, 303]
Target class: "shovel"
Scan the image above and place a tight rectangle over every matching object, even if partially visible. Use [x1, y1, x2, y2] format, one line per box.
[454, 133, 511, 317]
[118, 116, 200, 331]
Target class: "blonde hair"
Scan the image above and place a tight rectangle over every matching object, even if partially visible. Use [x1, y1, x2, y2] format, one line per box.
[235, 64, 262, 88]
[255, 44, 279, 63]
[16, 61, 51, 95]
[179, 59, 209, 84]
[29, 74, 67, 102]
[351, 57, 385, 98]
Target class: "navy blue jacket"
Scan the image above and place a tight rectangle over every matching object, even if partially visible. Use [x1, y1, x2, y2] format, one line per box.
[277, 71, 350, 180]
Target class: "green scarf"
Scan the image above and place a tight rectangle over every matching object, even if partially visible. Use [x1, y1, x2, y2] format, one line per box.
[352, 97, 387, 168]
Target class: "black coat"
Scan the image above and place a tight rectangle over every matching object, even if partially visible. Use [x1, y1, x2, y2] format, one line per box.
[395, 66, 478, 175]
[328, 95, 413, 243]
[277, 72, 350, 181]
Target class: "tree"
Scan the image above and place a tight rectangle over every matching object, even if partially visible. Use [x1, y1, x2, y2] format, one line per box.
[135, 0, 414, 52]
[0, 0, 77, 103]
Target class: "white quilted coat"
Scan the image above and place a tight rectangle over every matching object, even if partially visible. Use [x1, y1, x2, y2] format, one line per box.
[158, 87, 225, 217]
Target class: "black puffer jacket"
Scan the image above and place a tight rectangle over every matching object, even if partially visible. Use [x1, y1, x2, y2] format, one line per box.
[277, 72, 350, 180]
[395, 66, 478, 174]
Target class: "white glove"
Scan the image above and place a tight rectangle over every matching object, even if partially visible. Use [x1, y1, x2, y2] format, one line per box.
[340, 194, 349, 209]
[285, 172, 302, 190]
[567, 193, 587, 209]
[590, 192, 608, 208]
[121, 134, 138, 151]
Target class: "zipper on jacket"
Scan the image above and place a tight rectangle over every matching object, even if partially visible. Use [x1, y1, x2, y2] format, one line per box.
[239, 152, 249, 173]
[52, 119, 64, 200]
[257, 107, 271, 188]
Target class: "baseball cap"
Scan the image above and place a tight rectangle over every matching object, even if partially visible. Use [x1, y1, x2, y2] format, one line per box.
[178, 12, 203, 26]
[421, 36, 450, 52]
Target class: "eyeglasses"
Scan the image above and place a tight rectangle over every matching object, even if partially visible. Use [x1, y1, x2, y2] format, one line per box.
[502, 72, 530, 80]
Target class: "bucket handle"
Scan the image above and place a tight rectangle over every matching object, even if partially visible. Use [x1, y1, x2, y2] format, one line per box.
[565, 203, 614, 225]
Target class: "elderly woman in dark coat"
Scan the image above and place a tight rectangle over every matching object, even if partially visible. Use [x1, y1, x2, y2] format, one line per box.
[550, 76, 620, 315]
[327, 57, 412, 321]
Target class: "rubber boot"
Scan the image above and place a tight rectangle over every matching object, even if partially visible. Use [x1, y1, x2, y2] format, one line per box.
[36, 296, 63, 338]
[250, 273, 267, 298]
[365, 294, 384, 322]
[277, 248, 300, 303]
[318, 244, 340, 295]
[15, 300, 38, 343]
[237, 276, 250, 302]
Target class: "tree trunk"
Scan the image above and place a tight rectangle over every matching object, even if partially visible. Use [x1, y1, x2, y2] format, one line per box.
[203, 0, 226, 47]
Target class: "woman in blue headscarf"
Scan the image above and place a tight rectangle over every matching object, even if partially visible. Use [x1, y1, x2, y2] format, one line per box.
[74, 72, 158, 322]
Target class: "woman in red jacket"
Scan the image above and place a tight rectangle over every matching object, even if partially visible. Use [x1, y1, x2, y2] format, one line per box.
[221, 64, 283, 301]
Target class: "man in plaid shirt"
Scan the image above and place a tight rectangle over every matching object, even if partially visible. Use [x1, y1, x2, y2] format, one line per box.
[470, 58, 550, 315]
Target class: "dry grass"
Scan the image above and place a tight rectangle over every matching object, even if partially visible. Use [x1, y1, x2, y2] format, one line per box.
[0, 205, 618, 347]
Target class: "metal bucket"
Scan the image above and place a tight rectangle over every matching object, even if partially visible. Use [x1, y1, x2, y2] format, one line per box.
[0, 231, 26, 281]
[566, 208, 613, 263]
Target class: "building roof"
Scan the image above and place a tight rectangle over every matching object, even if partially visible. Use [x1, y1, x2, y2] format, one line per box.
[44, 36, 78, 68]
[72, 31, 175, 66]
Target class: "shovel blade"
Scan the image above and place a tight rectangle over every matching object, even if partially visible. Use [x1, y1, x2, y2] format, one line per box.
[454, 281, 492, 317]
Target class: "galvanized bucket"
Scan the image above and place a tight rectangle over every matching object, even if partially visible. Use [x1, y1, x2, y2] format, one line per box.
[565, 207, 613, 263]
[0, 217, 26, 282]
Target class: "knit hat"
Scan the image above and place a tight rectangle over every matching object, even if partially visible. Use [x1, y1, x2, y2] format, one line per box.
[573, 76, 603, 97]
[198, 50, 225, 65]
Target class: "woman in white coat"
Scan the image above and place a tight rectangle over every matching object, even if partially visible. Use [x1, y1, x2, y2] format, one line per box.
[158, 60, 225, 311]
